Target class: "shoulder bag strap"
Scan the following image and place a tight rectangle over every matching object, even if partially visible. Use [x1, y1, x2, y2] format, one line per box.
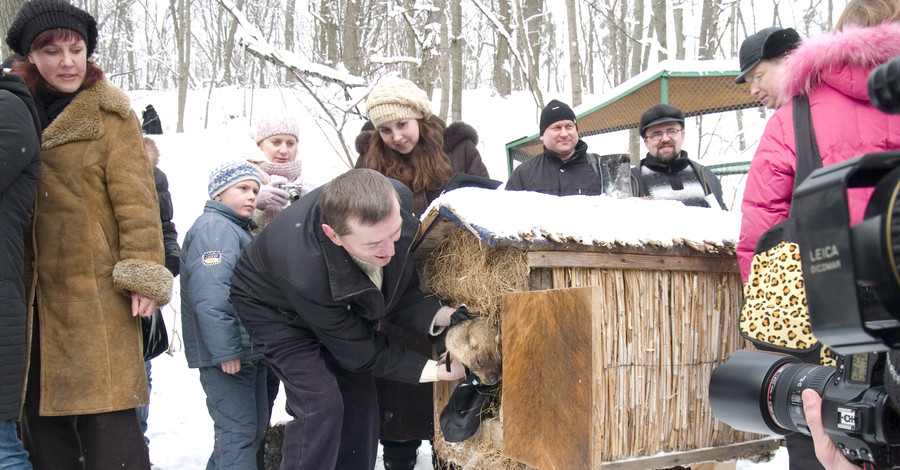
[792, 94, 824, 192]
[788, 95, 825, 217]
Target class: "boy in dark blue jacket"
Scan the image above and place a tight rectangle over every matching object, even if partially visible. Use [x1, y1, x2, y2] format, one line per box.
[181, 161, 266, 470]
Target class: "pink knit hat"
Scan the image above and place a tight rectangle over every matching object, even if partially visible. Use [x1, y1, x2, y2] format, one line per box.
[255, 114, 300, 143]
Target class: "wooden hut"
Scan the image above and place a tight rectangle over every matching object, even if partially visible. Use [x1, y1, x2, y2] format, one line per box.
[414, 188, 779, 469]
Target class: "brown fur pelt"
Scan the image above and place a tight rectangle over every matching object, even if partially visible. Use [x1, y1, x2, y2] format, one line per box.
[445, 315, 502, 385]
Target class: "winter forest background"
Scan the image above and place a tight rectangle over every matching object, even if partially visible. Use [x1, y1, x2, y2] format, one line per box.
[0, 0, 851, 174]
[0, 0, 861, 467]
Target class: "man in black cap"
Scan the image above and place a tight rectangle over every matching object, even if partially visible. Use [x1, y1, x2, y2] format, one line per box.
[505, 99, 607, 196]
[631, 104, 727, 209]
[735, 27, 802, 109]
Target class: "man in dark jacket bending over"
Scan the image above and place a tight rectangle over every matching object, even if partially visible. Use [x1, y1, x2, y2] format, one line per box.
[230, 169, 465, 470]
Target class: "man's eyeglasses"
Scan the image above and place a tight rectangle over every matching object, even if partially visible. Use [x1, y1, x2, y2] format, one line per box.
[646, 128, 683, 142]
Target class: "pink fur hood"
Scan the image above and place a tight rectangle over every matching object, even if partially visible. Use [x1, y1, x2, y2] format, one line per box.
[778, 22, 900, 108]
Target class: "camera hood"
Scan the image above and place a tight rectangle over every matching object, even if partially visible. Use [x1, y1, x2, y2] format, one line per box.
[794, 151, 900, 353]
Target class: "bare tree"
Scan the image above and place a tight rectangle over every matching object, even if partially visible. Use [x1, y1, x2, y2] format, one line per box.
[284, 0, 295, 52]
[170, 0, 191, 132]
[565, 0, 582, 106]
[343, 0, 362, 75]
[698, 0, 720, 59]
[438, 0, 451, 120]
[416, 0, 443, 97]
[651, 0, 667, 61]
[493, 0, 512, 97]
[0, 0, 26, 60]
[674, 0, 685, 59]
[450, 0, 463, 121]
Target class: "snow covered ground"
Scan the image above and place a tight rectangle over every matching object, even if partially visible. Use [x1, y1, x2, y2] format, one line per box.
[131, 83, 792, 468]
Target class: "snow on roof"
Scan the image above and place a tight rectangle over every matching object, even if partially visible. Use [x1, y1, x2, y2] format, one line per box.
[419, 188, 740, 252]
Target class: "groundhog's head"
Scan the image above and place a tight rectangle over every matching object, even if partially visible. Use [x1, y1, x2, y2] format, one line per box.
[445, 316, 502, 386]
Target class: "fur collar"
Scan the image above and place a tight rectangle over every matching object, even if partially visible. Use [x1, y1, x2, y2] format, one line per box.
[355, 129, 374, 156]
[779, 22, 900, 107]
[42, 79, 133, 150]
[442, 121, 478, 152]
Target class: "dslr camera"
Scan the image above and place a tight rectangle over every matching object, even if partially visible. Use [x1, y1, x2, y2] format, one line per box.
[709, 56, 900, 468]
[282, 183, 303, 202]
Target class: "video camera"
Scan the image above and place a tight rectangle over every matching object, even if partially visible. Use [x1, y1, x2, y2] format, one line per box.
[708, 55, 900, 468]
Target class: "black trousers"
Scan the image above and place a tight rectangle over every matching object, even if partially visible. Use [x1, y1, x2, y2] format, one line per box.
[21, 314, 150, 470]
[257, 324, 379, 470]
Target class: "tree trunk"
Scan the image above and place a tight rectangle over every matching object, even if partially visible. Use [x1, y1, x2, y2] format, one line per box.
[450, 0, 463, 122]
[493, 0, 512, 97]
[674, 1, 686, 59]
[418, 0, 442, 97]
[629, 0, 644, 78]
[438, 0, 450, 121]
[651, 0, 666, 61]
[698, 0, 719, 59]
[343, 0, 362, 75]
[221, 0, 244, 86]
[285, 0, 295, 52]
[170, 0, 191, 132]
[125, 4, 137, 89]
[628, 0, 645, 163]
[0, 0, 26, 60]
[565, 0, 582, 107]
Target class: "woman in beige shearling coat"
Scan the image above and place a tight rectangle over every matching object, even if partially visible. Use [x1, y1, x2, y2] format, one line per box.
[8, 1, 172, 467]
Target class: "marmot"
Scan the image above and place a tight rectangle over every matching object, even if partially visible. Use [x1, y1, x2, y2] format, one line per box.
[444, 316, 502, 385]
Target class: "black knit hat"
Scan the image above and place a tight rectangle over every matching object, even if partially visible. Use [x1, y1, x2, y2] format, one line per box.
[6, 0, 98, 57]
[539, 99, 576, 136]
[734, 27, 801, 84]
[639, 104, 684, 138]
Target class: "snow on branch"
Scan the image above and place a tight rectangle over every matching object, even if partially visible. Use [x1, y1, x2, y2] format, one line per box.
[215, 0, 366, 88]
[369, 55, 422, 66]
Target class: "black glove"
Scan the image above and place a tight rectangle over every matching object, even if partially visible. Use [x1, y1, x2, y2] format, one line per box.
[449, 304, 478, 326]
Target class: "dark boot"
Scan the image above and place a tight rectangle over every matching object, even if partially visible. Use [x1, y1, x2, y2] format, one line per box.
[382, 440, 419, 470]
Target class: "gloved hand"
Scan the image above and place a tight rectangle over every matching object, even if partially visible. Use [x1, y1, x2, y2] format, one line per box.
[256, 180, 290, 210]
[449, 304, 478, 326]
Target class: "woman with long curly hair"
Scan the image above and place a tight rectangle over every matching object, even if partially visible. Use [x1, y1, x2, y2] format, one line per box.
[355, 77, 489, 469]
[357, 77, 488, 217]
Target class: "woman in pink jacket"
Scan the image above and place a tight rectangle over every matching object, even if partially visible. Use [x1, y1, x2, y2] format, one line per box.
[738, 19, 900, 283]
[738, 5, 900, 469]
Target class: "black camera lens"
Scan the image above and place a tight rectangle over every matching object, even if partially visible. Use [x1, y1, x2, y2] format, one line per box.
[709, 350, 834, 435]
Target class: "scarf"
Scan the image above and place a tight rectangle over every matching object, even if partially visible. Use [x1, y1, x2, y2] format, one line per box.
[33, 83, 77, 131]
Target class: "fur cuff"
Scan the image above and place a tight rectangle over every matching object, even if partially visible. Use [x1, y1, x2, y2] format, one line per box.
[113, 259, 174, 306]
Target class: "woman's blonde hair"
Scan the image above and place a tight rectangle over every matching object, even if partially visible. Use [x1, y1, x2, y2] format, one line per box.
[835, 0, 900, 31]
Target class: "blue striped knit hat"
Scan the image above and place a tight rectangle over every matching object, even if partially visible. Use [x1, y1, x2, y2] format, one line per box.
[208, 161, 261, 199]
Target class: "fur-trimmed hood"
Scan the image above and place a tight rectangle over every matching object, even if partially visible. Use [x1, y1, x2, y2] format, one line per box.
[42, 79, 132, 150]
[442, 121, 479, 152]
[144, 136, 160, 167]
[778, 22, 900, 107]
[353, 120, 479, 156]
